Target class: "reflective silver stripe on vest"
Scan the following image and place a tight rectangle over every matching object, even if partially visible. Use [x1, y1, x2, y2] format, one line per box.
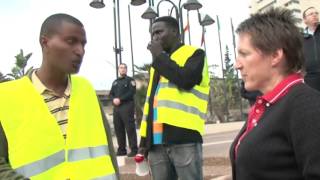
[157, 100, 207, 119]
[93, 173, 118, 180]
[159, 82, 208, 101]
[142, 114, 148, 121]
[68, 145, 110, 162]
[15, 150, 65, 178]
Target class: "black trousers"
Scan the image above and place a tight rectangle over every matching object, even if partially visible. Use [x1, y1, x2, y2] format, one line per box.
[113, 101, 138, 153]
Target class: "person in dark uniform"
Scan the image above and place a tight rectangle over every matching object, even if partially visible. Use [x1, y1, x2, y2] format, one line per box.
[110, 63, 138, 157]
[302, 7, 320, 91]
[240, 81, 262, 106]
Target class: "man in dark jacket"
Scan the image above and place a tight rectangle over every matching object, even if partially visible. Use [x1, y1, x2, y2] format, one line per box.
[240, 81, 262, 106]
[138, 16, 209, 180]
[110, 63, 138, 157]
[302, 7, 320, 91]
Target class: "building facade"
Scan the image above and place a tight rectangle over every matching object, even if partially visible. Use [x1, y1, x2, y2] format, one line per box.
[249, 0, 320, 29]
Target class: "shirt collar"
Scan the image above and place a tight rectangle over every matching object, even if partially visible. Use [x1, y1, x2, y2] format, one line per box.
[305, 27, 315, 35]
[261, 73, 303, 104]
[119, 75, 126, 79]
[305, 23, 320, 35]
[31, 71, 71, 96]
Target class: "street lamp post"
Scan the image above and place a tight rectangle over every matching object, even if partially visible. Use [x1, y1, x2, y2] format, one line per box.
[199, 13, 215, 53]
[90, 0, 123, 78]
[128, 4, 135, 76]
[133, 0, 209, 44]
[115, 0, 123, 66]
[230, 17, 243, 121]
[216, 15, 229, 121]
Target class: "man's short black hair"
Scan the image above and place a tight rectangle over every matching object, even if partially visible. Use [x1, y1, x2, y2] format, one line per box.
[119, 63, 127, 68]
[39, 13, 83, 41]
[153, 16, 179, 32]
[303, 6, 316, 18]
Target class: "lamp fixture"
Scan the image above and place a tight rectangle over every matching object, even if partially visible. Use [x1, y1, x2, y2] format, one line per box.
[89, 0, 105, 9]
[141, 6, 158, 19]
[183, 0, 202, 11]
[200, 14, 215, 26]
[131, 0, 146, 6]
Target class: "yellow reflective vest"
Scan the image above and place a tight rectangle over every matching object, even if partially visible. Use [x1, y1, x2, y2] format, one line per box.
[140, 45, 210, 137]
[0, 76, 117, 180]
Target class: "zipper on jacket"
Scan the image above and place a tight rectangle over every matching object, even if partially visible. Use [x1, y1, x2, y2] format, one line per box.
[312, 35, 318, 63]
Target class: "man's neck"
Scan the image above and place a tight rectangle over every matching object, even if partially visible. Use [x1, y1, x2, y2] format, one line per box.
[168, 42, 183, 54]
[308, 23, 319, 33]
[36, 67, 69, 96]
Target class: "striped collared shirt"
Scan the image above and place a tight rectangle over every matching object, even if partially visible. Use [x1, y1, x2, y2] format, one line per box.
[31, 71, 71, 140]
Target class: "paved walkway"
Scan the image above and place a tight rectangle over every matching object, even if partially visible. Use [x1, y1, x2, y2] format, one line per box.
[204, 121, 244, 135]
[114, 121, 244, 179]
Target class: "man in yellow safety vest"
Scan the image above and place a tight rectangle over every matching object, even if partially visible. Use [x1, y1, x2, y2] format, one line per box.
[138, 16, 210, 180]
[0, 13, 119, 180]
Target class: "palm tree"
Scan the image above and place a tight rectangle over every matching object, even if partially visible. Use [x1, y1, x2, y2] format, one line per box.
[0, 72, 10, 83]
[133, 64, 150, 128]
[6, 49, 33, 80]
[134, 64, 151, 74]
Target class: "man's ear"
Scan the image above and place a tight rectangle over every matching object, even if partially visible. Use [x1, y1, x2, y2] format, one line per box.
[270, 49, 284, 67]
[39, 35, 49, 48]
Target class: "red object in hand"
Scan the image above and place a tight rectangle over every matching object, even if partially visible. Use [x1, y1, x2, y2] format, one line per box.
[134, 154, 144, 163]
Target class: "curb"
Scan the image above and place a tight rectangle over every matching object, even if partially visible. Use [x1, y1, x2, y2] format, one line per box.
[119, 156, 231, 179]
[115, 122, 242, 179]
[121, 156, 230, 166]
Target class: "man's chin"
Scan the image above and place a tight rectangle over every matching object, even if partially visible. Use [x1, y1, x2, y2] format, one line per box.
[69, 68, 80, 74]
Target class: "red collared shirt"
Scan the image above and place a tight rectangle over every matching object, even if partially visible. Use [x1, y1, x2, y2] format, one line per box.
[235, 73, 304, 156]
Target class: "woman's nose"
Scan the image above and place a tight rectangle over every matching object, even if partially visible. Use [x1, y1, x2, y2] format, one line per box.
[234, 60, 241, 70]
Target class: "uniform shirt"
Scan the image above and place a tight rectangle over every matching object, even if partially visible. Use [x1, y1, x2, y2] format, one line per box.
[109, 75, 136, 104]
[32, 71, 70, 140]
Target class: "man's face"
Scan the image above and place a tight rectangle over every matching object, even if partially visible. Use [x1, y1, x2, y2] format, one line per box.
[118, 64, 127, 77]
[235, 33, 275, 93]
[41, 21, 87, 74]
[151, 21, 177, 52]
[304, 7, 319, 27]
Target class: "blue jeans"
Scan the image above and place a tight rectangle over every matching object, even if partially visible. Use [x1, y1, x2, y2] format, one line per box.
[148, 143, 203, 180]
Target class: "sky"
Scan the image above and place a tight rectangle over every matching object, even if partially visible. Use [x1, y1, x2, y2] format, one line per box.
[0, 0, 250, 90]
